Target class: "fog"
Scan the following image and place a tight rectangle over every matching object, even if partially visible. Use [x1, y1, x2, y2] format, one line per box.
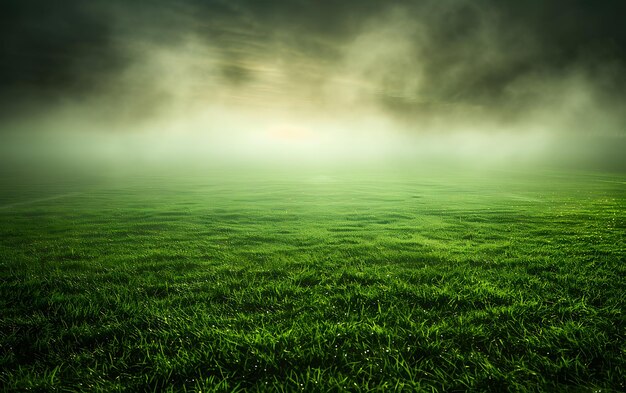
[1, 0, 625, 179]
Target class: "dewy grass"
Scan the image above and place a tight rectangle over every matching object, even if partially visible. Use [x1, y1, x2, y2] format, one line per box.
[0, 169, 624, 391]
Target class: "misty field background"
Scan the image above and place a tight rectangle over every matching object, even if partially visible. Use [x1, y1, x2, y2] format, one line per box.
[0, 168, 624, 391]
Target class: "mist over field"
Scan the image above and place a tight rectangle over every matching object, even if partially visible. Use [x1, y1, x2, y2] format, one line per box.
[1, 0, 625, 176]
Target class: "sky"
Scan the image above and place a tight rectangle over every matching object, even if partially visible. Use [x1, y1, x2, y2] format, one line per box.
[1, 0, 625, 174]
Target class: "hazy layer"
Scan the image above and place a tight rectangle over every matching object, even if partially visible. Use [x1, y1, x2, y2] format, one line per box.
[1, 0, 625, 175]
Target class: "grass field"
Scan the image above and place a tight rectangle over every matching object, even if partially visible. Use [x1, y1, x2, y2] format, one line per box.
[0, 168, 624, 391]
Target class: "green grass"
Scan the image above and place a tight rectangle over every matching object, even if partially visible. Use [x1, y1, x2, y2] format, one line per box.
[0, 169, 624, 391]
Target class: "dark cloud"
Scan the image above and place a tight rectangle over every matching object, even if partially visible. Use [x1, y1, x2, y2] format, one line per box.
[1, 0, 625, 128]
[0, 1, 118, 91]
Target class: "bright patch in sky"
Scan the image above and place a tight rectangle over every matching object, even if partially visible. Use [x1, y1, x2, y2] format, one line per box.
[267, 124, 314, 142]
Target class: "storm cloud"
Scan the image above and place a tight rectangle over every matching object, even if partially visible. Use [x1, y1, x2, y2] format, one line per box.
[1, 0, 625, 170]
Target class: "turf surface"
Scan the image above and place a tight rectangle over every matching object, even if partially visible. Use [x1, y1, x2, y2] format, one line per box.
[1, 169, 624, 391]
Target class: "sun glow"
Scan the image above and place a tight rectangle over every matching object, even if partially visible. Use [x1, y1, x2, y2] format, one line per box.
[267, 124, 314, 142]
